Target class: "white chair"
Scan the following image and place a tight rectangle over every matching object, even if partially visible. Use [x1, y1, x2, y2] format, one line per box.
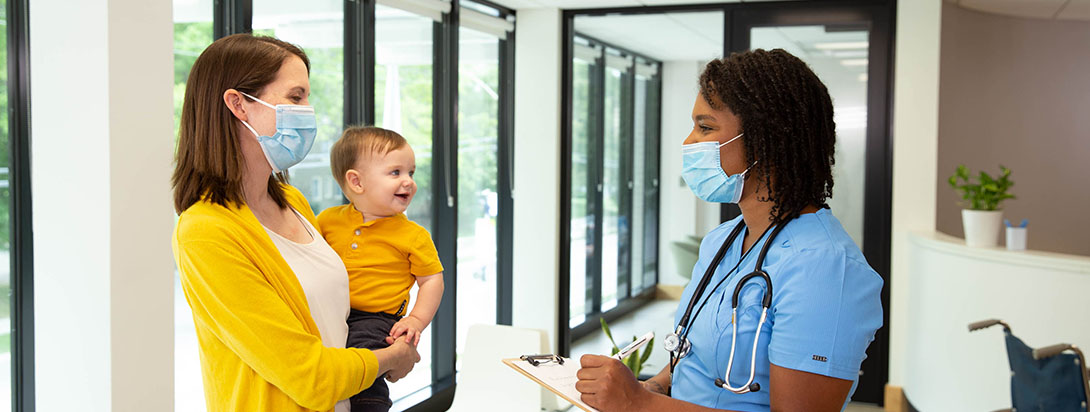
[447, 324, 561, 412]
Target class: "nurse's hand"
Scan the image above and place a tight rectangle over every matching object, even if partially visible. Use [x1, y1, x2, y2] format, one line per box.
[576, 355, 650, 412]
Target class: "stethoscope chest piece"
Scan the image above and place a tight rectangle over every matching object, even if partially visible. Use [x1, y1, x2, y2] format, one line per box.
[663, 331, 691, 359]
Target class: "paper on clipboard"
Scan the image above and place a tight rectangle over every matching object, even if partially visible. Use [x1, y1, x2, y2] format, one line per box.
[503, 358, 598, 412]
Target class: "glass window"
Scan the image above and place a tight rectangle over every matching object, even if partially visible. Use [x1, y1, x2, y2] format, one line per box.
[640, 66, 660, 292]
[455, 25, 499, 367]
[600, 62, 623, 312]
[172, 1, 213, 410]
[253, 0, 346, 215]
[1, 0, 11, 407]
[375, 4, 434, 233]
[374, 4, 435, 401]
[569, 54, 594, 328]
[631, 72, 647, 294]
[632, 61, 660, 295]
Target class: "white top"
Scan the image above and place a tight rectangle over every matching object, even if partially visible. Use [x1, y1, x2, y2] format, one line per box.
[263, 209, 352, 412]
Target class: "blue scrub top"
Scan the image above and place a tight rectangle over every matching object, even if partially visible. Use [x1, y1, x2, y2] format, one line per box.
[670, 209, 883, 411]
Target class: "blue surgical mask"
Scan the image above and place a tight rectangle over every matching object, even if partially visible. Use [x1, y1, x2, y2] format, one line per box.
[680, 133, 754, 203]
[240, 92, 317, 173]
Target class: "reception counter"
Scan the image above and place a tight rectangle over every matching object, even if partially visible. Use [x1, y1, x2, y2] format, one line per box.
[902, 231, 1090, 410]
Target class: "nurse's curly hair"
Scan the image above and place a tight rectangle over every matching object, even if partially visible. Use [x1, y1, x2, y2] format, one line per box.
[699, 49, 836, 223]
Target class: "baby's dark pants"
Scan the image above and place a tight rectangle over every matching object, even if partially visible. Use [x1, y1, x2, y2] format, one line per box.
[347, 309, 400, 412]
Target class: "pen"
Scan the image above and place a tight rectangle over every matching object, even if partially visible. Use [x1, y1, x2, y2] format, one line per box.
[612, 332, 654, 361]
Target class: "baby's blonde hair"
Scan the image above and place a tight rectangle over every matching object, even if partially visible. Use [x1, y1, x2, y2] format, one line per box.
[330, 126, 409, 189]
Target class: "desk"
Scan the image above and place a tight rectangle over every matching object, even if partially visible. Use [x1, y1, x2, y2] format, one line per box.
[903, 231, 1090, 410]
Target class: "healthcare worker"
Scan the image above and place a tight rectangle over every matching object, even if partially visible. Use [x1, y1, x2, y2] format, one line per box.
[575, 49, 883, 412]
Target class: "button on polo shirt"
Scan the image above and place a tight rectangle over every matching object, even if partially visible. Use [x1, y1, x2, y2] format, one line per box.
[317, 204, 444, 315]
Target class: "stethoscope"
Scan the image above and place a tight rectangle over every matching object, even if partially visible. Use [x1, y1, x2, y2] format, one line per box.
[663, 218, 790, 394]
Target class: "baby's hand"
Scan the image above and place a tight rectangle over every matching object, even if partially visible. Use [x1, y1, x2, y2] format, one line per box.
[388, 316, 426, 346]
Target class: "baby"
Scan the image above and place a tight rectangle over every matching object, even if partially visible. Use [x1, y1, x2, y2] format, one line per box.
[317, 126, 444, 412]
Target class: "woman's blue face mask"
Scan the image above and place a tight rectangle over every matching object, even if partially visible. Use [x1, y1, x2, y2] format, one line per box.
[680, 133, 754, 204]
[240, 91, 317, 173]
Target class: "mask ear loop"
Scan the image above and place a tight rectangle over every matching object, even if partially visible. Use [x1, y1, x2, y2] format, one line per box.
[239, 91, 276, 109]
[716, 132, 744, 148]
[236, 91, 275, 139]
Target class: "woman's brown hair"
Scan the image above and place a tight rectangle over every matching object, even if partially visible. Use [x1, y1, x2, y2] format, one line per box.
[172, 34, 310, 214]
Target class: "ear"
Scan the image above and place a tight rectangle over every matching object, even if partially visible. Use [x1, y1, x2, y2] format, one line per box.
[345, 169, 366, 195]
[223, 89, 249, 122]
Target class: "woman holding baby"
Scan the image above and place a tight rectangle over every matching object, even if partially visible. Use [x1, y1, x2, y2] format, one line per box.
[171, 33, 420, 412]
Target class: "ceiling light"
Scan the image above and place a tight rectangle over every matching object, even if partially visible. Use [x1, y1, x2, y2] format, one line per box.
[840, 59, 868, 67]
[814, 41, 869, 50]
[831, 50, 868, 58]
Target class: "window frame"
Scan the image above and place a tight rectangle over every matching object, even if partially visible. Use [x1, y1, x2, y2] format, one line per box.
[5, 0, 34, 409]
[6, 0, 34, 409]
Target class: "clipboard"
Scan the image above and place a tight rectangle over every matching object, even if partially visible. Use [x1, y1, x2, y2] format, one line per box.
[503, 355, 598, 412]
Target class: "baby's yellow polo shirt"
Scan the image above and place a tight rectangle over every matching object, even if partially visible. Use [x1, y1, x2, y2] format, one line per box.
[317, 204, 444, 315]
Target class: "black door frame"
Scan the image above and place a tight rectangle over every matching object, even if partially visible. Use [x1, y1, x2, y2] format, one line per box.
[559, 0, 895, 404]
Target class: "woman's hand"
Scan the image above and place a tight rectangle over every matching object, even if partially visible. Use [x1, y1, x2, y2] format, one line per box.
[575, 355, 651, 412]
[373, 335, 420, 383]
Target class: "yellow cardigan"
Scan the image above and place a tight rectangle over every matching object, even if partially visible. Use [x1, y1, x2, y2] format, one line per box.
[173, 185, 379, 412]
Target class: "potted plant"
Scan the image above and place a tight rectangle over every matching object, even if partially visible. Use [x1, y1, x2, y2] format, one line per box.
[948, 165, 1015, 247]
[600, 318, 654, 378]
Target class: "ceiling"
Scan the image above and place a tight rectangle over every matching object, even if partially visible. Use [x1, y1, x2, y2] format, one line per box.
[574, 12, 723, 61]
[945, 0, 1090, 21]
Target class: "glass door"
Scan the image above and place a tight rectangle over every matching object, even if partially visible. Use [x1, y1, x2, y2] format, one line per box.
[727, 3, 894, 404]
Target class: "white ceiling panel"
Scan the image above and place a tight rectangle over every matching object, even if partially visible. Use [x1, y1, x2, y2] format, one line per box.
[574, 11, 724, 61]
[1057, 0, 1090, 20]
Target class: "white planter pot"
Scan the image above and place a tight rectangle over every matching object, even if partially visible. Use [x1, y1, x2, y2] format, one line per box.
[962, 209, 1003, 247]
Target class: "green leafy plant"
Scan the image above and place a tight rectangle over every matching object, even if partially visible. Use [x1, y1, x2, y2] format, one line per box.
[948, 165, 1015, 211]
[600, 318, 654, 377]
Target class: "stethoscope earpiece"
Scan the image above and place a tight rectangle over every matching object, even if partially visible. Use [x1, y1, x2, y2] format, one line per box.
[713, 378, 761, 393]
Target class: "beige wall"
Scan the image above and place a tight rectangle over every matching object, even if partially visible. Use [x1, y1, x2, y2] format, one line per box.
[936, 4, 1090, 256]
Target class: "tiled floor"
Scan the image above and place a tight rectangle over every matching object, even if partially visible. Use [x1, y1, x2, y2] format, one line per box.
[571, 298, 885, 412]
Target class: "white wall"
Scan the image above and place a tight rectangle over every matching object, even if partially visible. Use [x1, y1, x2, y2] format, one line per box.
[31, 0, 176, 409]
[512, 8, 563, 350]
[888, 0, 943, 388]
[657, 59, 720, 287]
[903, 233, 1090, 410]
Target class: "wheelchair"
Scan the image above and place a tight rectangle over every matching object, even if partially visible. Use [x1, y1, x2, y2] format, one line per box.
[969, 319, 1090, 412]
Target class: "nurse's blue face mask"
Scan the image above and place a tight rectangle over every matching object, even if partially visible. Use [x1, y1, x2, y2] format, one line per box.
[680, 133, 754, 204]
[239, 91, 318, 173]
